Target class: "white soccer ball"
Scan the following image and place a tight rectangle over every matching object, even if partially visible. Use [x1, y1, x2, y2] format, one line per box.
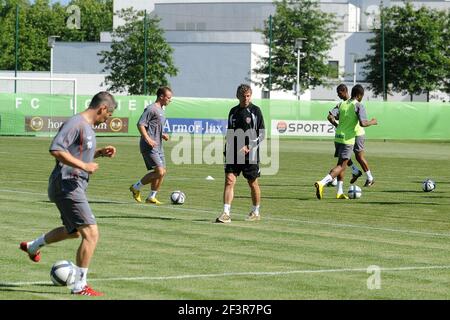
[348, 185, 362, 199]
[170, 190, 186, 205]
[422, 179, 436, 192]
[50, 260, 76, 287]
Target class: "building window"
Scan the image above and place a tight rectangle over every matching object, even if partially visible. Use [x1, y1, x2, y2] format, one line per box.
[328, 61, 339, 79]
[197, 22, 206, 31]
[175, 23, 185, 31]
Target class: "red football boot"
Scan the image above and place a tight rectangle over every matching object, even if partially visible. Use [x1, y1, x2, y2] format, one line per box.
[19, 242, 41, 262]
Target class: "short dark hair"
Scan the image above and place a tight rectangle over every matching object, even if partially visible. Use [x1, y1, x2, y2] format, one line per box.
[156, 86, 172, 99]
[236, 84, 252, 98]
[351, 84, 364, 98]
[336, 84, 348, 92]
[89, 91, 117, 111]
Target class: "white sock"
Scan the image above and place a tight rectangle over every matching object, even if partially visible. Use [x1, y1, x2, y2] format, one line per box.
[73, 267, 88, 292]
[28, 235, 46, 254]
[351, 164, 360, 175]
[366, 170, 373, 181]
[252, 205, 260, 215]
[149, 190, 157, 199]
[133, 180, 143, 190]
[223, 204, 231, 215]
[320, 174, 333, 185]
[337, 181, 344, 195]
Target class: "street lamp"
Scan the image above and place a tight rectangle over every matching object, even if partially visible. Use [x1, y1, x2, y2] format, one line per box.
[295, 38, 306, 100]
[349, 52, 361, 86]
[48, 35, 60, 95]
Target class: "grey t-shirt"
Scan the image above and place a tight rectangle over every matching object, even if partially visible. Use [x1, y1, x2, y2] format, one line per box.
[49, 114, 96, 181]
[138, 103, 166, 153]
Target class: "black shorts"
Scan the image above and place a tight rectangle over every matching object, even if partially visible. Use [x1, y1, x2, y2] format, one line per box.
[225, 164, 260, 180]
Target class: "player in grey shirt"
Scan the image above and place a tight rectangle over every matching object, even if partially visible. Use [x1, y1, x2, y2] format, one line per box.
[130, 86, 172, 205]
[20, 91, 117, 296]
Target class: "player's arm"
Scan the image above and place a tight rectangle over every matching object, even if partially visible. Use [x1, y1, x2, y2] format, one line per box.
[50, 150, 98, 174]
[327, 113, 339, 128]
[94, 146, 116, 158]
[248, 108, 265, 150]
[224, 109, 234, 156]
[360, 118, 377, 127]
[356, 103, 378, 127]
[137, 108, 158, 148]
[328, 104, 340, 128]
[137, 124, 158, 148]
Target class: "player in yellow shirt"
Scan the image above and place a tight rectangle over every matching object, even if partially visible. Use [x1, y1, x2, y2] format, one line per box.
[315, 85, 377, 199]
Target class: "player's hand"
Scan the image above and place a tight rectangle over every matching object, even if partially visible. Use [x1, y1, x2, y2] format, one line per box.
[371, 118, 378, 125]
[240, 146, 250, 155]
[162, 133, 169, 141]
[146, 138, 158, 148]
[102, 146, 116, 158]
[84, 162, 99, 174]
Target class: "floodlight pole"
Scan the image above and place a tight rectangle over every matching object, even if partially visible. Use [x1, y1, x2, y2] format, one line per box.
[268, 14, 272, 98]
[144, 10, 148, 96]
[295, 38, 306, 100]
[349, 53, 359, 86]
[48, 36, 59, 95]
[381, 1, 387, 101]
[14, 5, 19, 94]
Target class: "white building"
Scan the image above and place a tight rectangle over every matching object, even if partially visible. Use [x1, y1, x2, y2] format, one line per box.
[3, 0, 449, 101]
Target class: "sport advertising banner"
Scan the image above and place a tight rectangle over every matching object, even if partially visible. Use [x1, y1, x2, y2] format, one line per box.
[1, 93, 449, 139]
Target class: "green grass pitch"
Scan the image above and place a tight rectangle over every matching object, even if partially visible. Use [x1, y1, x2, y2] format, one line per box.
[1, 136, 449, 300]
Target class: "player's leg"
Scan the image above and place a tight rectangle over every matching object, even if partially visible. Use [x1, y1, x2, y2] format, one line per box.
[131, 151, 165, 203]
[335, 158, 350, 199]
[315, 142, 343, 199]
[145, 165, 166, 204]
[216, 167, 238, 223]
[326, 143, 352, 199]
[243, 164, 261, 221]
[354, 135, 374, 186]
[20, 199, 80, 262]
[72, 224, 103, 296]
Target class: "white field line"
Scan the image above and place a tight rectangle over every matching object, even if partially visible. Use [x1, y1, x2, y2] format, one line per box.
[1, 188, 450, 238]
[2, 265, 450, 287]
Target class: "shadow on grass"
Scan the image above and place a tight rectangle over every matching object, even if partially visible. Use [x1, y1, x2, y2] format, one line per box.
[40, 200, 128, 205]
[351, 201, 442, 206]
[259, 184, 301, 187]
[97, 215, 179, 221]
[412, 180, 449, 184]
[0, 283, 58, 295]
[379, 190, 424, 194]
[234, 195, 310, 201]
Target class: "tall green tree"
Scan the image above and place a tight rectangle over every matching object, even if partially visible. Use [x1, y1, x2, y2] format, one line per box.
[0, 0, 113, 71]
[254, 0, 338, 93]
[361, 2, 450, 100]
[99, 8, 178, 95]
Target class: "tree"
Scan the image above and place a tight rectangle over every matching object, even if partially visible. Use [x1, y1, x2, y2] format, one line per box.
[0, 0, 113, 71]
[360, 2, 450, 101]
[99, 8, 178, 95]
[254, 0, 338, 94]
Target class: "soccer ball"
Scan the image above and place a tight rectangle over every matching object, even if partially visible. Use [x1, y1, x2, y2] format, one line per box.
[50, 260, 76, 287]
[348, 185, 362, 199]
[422, 179, 436, 192]
[170, 190, 186, 204]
